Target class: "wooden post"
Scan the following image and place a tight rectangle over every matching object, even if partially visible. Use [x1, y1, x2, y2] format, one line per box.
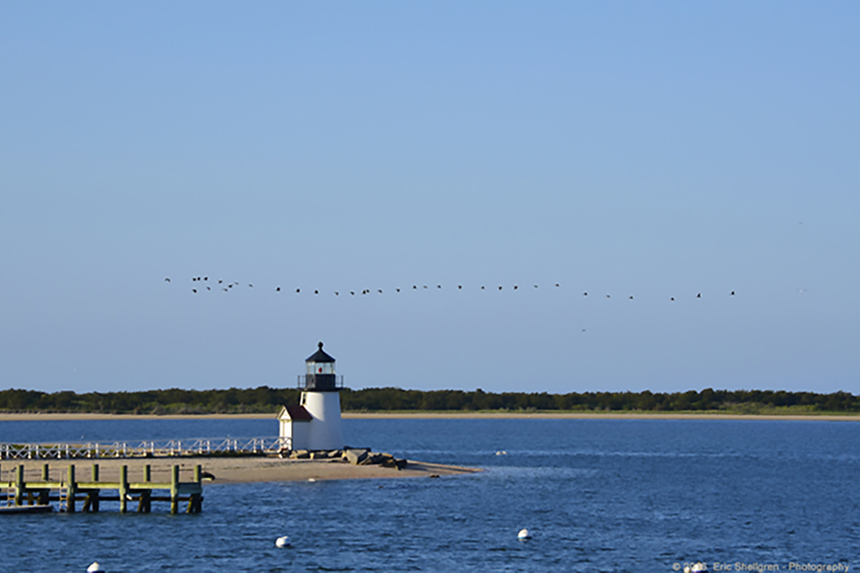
[39, 463, 50, 504]
[119, 465, 128, 513]
[14, 465, 24, 506]
[91, 464, 100, 512]
[187, 464, 203, 513]
[170, 465, 179, 514]
[138, 464, 152, 512]
[67, 464, 77, 513]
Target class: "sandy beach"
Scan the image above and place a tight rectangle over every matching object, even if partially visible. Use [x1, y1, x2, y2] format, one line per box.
[1, 456, 479, 485]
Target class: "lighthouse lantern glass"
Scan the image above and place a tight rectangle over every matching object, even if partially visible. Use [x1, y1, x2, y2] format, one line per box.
[307, 362, 335, 375]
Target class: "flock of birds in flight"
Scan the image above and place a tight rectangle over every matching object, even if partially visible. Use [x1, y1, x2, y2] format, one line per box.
[164, 276, 736, 302]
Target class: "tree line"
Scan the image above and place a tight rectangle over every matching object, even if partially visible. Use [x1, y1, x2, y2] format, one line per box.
[0, 386, 859, 415]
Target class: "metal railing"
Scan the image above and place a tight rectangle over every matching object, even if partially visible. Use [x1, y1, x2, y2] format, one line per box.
[297, 374, 344, 389]
[0, 437, 291, 460]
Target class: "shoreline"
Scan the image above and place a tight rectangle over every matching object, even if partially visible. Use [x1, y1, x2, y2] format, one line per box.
[1, 412, 859, 422]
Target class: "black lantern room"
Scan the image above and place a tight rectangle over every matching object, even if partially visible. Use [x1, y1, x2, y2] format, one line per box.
[299, 342, 343, 391]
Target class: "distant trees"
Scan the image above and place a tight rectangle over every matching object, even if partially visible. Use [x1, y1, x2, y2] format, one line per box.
[0, 386, 858, 415]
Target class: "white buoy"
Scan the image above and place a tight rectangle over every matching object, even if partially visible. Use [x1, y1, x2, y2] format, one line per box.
[517, 528, 532, 540]
[87, 563, 106, 573]
[275, 536, 291, 548]
[308, 478, 316, 482]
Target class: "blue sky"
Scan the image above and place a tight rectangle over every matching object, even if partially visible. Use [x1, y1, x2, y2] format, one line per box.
[1, 2, 858, 395]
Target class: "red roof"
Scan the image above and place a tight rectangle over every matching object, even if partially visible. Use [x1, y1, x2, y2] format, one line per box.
[282, 404, 313, 422]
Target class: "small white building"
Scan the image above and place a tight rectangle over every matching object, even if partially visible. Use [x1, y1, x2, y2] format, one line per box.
[278, 342, 344, 451]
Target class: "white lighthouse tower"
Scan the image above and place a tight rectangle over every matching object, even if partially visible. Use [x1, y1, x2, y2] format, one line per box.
[278, 342, 344, 451]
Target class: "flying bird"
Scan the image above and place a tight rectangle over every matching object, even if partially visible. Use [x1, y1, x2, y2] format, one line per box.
[192, 289, 197, 293]
[731, 291, 735, 295]
[164, 278, 171, 282]
[697, 293, 701, 298]
[276, 287, 281, 292]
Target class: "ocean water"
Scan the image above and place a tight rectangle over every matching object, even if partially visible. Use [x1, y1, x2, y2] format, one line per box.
[1, 418, 859, 572]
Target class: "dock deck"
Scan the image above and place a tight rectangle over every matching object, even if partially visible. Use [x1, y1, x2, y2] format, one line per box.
[0, 463, 204, 514]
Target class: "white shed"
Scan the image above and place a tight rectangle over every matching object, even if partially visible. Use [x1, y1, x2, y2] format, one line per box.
[278, 404, 313, 451]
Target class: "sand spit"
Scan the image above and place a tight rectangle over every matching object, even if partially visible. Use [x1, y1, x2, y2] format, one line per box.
[2, 456, 479, 485]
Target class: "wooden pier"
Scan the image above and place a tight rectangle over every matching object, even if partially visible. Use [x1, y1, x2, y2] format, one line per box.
[0, 463, 203, 514]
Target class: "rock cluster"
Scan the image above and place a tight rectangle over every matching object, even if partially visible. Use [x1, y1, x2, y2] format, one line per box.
[279, 447, 408, 470]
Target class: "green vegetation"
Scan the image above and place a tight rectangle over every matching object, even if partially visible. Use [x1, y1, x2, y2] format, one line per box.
[1, 387, 860, 416]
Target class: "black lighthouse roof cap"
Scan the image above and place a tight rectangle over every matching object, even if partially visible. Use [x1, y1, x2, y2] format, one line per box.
[306, 341, 335, 363]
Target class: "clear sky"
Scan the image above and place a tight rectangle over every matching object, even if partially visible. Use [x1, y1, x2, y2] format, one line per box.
[1, 2, 858, 395]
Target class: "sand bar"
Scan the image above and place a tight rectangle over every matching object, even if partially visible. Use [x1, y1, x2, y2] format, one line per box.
[1, 456, 479, 485]
[1, 412, 859, 422]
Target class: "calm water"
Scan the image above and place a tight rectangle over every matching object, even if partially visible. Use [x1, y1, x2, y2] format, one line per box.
[1, 418, 859, 572]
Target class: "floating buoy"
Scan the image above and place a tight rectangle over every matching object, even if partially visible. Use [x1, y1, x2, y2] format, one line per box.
[87, 563, 106, 573]
[307, 478, 316, 482]
[517, 528, 532, 540]
[275, 536, 291, 548]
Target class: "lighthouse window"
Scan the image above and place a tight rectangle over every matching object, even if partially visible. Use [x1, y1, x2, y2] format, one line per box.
[307, 362, 335, 375]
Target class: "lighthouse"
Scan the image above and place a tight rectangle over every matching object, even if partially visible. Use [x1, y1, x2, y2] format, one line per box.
[278, 342, 344, 451]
